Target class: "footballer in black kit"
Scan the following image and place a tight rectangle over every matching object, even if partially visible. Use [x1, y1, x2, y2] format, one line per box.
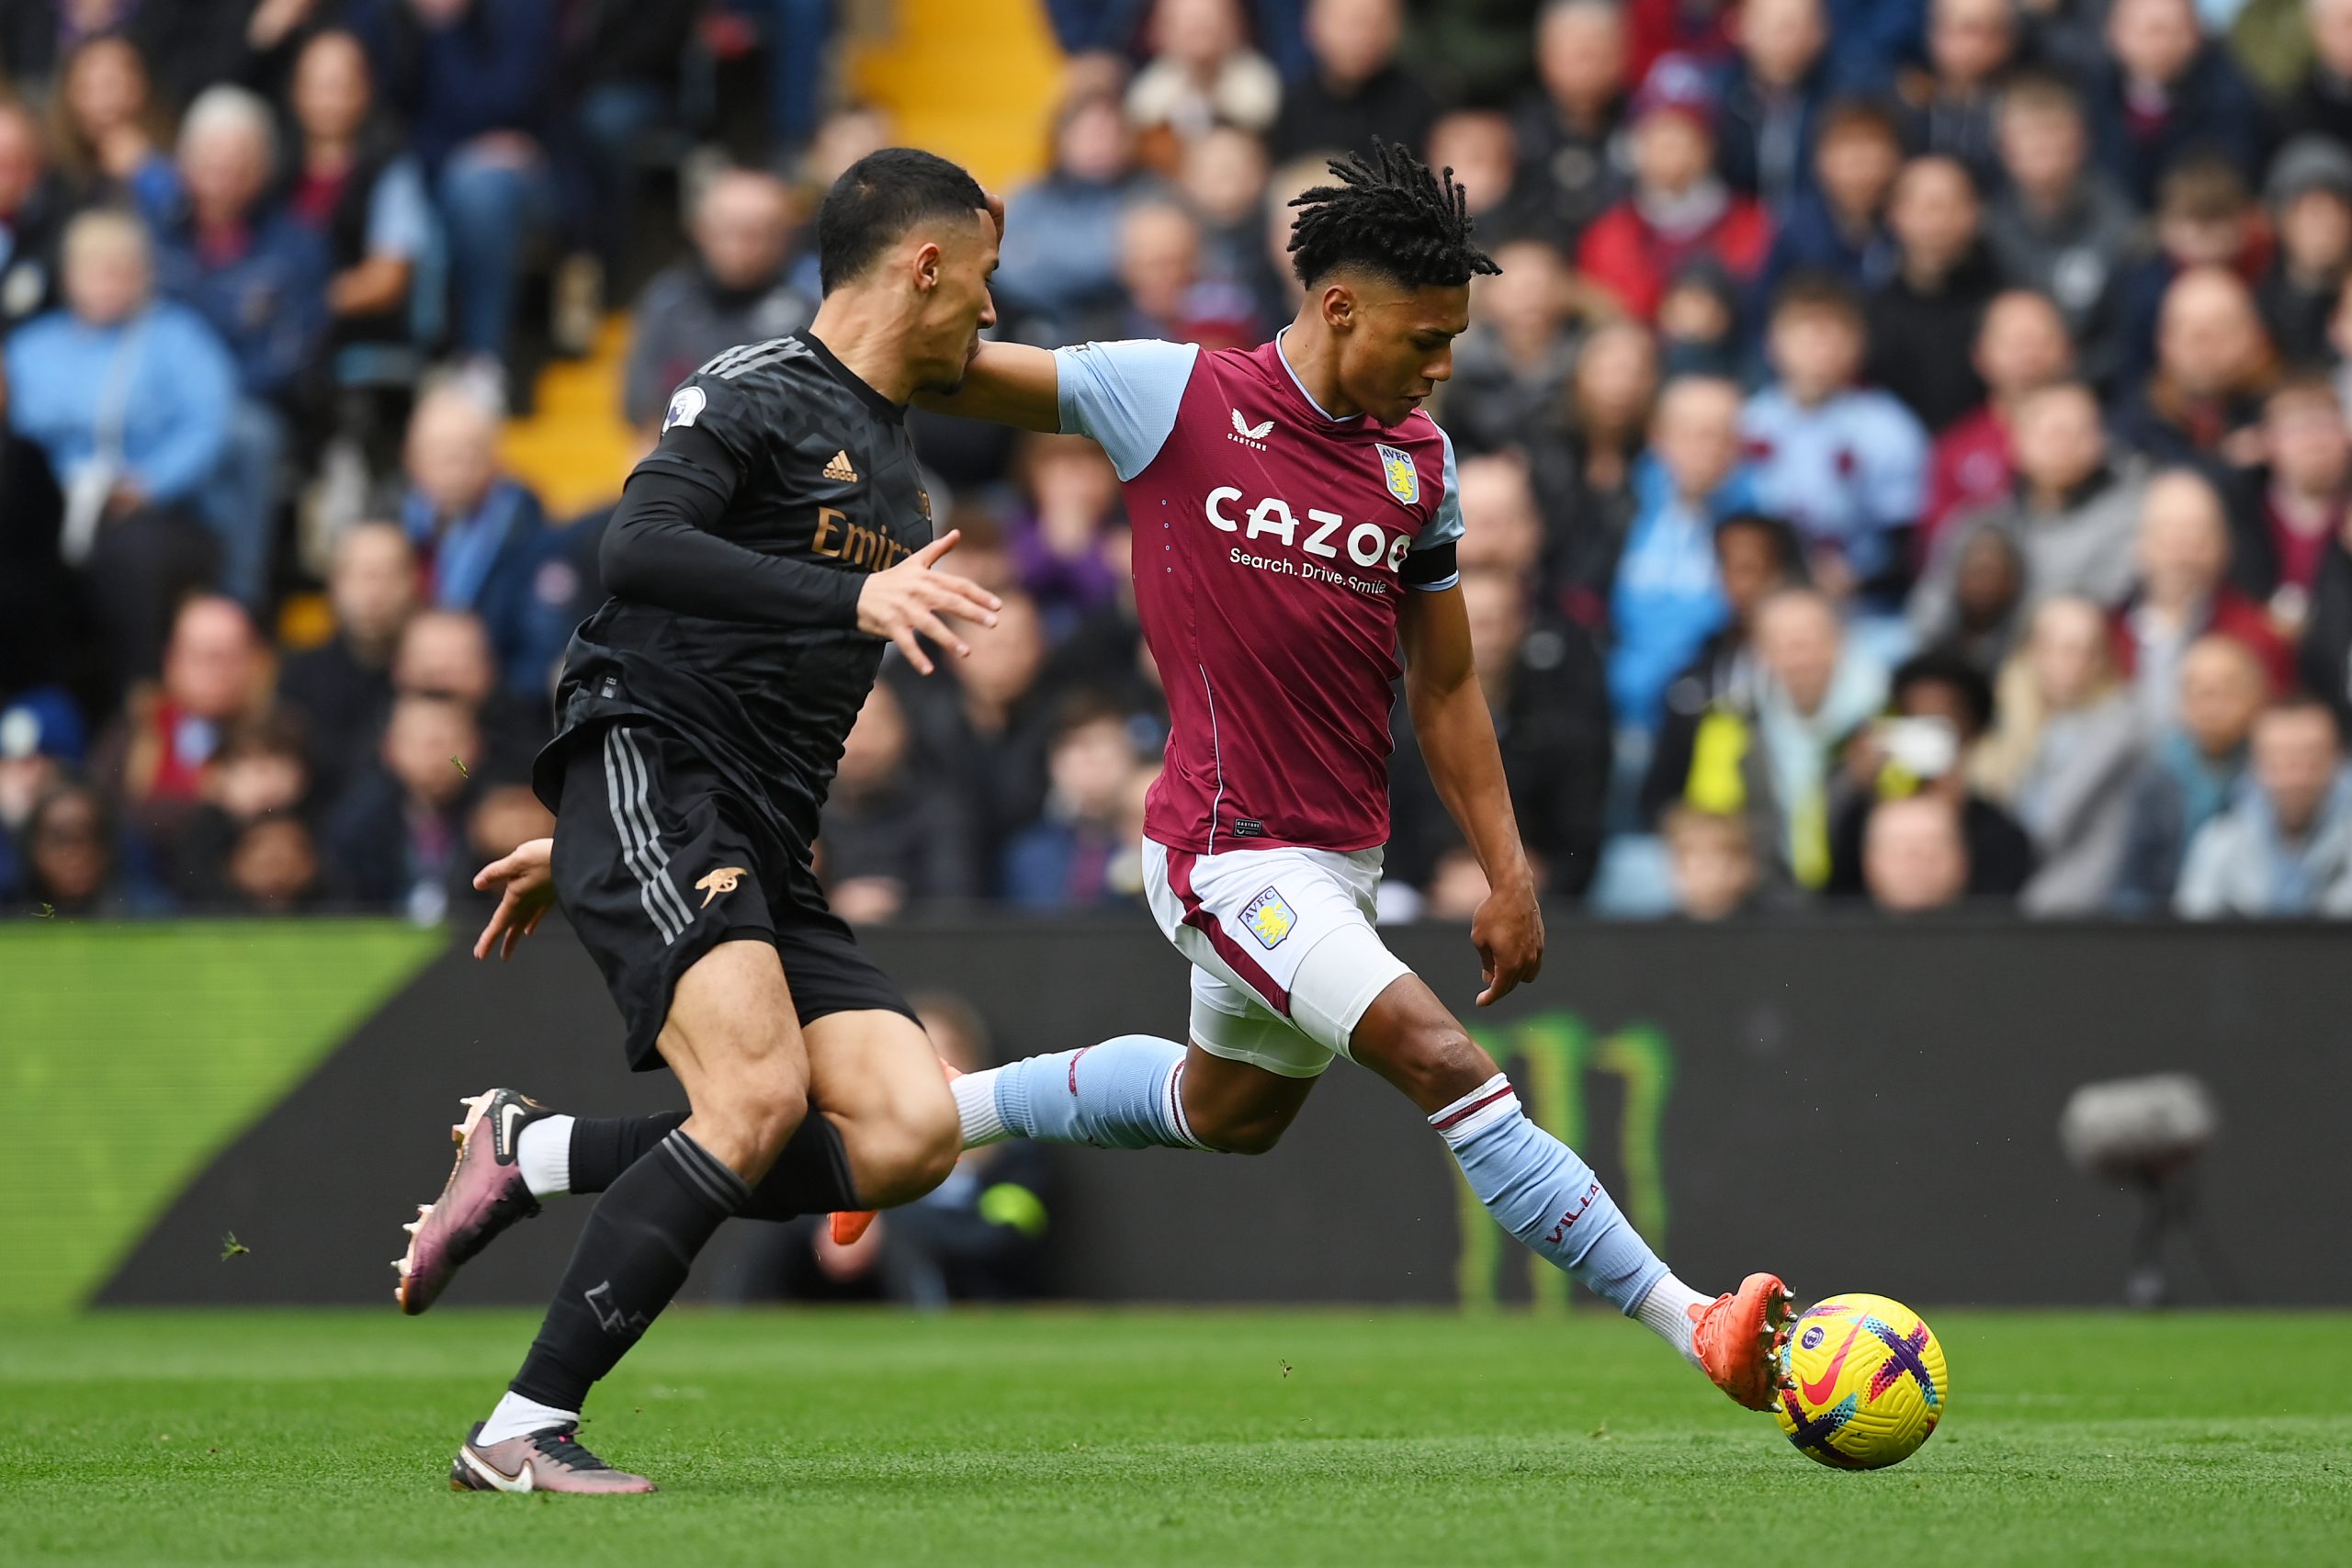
[537, 330, 939, 1068]
[406, 146, 1006, 1495]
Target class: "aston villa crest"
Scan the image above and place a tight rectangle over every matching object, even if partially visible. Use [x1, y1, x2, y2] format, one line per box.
[1375, 443, 1419, 507]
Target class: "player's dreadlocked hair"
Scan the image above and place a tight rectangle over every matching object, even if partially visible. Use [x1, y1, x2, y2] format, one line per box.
[1284, 138, 1499, 290]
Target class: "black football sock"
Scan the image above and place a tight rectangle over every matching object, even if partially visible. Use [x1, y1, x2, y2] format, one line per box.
[507, 1129, 749, 1413]
[570, 1110, 860, 1219]
[567, 1111, 687, 1192]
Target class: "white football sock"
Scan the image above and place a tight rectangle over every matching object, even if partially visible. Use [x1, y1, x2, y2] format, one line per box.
[954, 1067, 1009, 1147]
[476, 1390, 579, 1447]
[516, 1115, 573, 1200]
[1634, 1272, 1712, 1367]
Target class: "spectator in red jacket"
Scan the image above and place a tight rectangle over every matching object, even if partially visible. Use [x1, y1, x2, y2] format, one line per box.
[1922, 289, 2077, 558]
[1578, 53, 1770, 322]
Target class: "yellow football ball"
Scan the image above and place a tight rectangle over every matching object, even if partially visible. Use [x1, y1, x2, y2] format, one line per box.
[1772, 1293, 1950, 1469]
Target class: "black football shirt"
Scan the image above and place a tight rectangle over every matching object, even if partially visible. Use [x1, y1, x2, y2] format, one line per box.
[542, 332, 934, 863]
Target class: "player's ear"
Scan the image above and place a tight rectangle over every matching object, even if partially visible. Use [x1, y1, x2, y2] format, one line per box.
[910, 239, 944, 294]
[1321, 281, 1355, 334]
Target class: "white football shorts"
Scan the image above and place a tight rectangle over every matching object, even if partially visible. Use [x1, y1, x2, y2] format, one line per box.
[1140, 837, 1414, 1078]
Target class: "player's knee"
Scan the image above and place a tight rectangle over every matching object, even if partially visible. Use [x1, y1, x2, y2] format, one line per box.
[1391, 1021, 1494, 1108]
[1209, 1120, 1287, 1156]
[863, 1090, 961, 1205]
[910, 1090, 961, 1189]
[707, 1068, 808, 1161]
[1192, 1105, 1290, 1156]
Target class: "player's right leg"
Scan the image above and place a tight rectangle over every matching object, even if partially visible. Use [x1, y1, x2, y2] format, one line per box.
[1344, 976, 1792, 1410]
[945, 834, 1794, 1411]
[396, 1087, 886, 1315]
[406, 915, 964, 1293]
[453, 938, 808, 1494]
[399, 1031, 955, 1314]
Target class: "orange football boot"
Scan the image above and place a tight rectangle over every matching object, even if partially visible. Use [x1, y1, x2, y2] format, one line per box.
[1691, 1271, 1797, 1410]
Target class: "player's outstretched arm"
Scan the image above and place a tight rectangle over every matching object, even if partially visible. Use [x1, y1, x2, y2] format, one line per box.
[472, 838, 556, 961]
[910, 341, 1061, 432]
[602, 436, 999, 657]
[1399, 583, 1544, 1006]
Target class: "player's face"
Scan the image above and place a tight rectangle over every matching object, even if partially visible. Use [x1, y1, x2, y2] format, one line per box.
[1338, 279, 1469, 426]
[913, 209, 1000, 396]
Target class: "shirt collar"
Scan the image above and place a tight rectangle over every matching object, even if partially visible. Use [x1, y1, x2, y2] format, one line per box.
[799, 329, 906, 425]
[1273, 327, 1361, 425]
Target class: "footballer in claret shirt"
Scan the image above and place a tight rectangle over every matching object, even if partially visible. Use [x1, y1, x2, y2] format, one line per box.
[906, 141, 1800, 1416]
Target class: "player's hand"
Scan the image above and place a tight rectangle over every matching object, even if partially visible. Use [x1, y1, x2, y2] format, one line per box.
[472, 837, 556, 961]
[858, 528, 1002, 675]
[983, 189, 1005, 242]
[1470, 874, 1544, 1008]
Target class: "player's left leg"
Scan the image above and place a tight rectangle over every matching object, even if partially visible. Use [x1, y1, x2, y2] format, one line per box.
[1345, 975, 1792, 1410]
[943, 839, 1358, 1156]
[954, 1030, 1318, 1155]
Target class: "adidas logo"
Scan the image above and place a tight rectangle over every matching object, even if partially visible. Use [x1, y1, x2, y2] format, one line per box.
[823, 450, 858, 482]
[1228, 409, 1272, 451]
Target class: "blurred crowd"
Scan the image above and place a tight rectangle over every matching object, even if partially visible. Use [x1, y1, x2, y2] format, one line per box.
[8, 0, 2352, 926]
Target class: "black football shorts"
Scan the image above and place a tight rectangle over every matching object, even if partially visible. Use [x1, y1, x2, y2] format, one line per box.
[549, 718, 915, 1071]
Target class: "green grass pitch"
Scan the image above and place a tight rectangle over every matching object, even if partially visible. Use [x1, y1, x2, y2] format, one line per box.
[4, 1308, 2348, 1566]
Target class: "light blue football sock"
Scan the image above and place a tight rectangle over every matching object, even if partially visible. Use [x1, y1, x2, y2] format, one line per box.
[978, 1035, 1207, 1151]
[1431, 1073, 1670, 1315]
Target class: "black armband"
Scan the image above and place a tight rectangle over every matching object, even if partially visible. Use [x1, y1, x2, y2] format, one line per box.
[1403, 541, 1460, 590]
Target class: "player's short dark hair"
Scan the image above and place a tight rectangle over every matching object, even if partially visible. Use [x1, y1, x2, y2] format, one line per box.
[816, 147, 989, 295]
[1892, 649, 1997, 739]
[1285, 137, 1499, 291]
